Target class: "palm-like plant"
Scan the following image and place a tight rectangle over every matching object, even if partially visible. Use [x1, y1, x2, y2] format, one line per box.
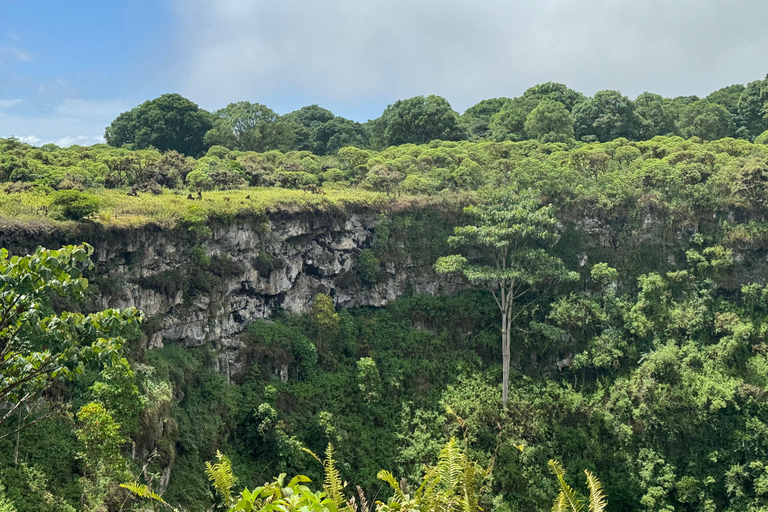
[548, 460, 607, 512]
[377, 438, 491, 512]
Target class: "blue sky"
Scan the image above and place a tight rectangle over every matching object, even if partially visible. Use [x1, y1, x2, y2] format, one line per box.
[1, 0, 768, 146]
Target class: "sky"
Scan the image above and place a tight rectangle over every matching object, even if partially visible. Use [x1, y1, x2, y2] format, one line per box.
[1, 0, 767, 146]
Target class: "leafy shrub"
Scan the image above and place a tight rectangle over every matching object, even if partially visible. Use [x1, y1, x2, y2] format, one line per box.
[358, 249, 381, 284]
[50, 189, 100, 220]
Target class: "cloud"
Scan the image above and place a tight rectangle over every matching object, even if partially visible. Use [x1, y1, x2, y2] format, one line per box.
[169, 0, 768, 116]
[0, 46, 32, 62]
[0, 99, 23, 111]
[0, 98, 118, 147]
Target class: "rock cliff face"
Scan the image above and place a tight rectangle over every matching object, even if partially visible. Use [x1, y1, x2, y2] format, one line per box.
[59, 210, 462, 354]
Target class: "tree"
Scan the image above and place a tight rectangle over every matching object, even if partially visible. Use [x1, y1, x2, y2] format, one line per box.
[362, 164, 403, 195]
[105, 93, 212, 156]
[205, 102, 295, 152]
[678, 100, 734, 140]
[705, 84, 745, 117]
[460, 98, 511, 140]
[0, 244, 142, 437]
[370, 95, 467, 148]
[634, 92, 677, 139]
[434, 187, 578, 407]
[310, 117, 369, 155]
[283, 105, 337, 151]
[521, 82, 585, 112]
[736, 75, 768, 139]
[523, 100, 574, 143]
[283, 105, 335, 130]
[489, 100, 527, 142]
[311, 293, 339, 352]
[573, 90, 640, 142]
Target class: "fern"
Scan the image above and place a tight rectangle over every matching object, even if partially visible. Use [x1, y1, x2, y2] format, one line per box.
[548, 461, 608, 512]
[120, 482, 178, 511]
[322, 444, 346, 509]
[548, 460, 583, 512]
[205, 450, 238, 508]
[378, 438, 490, 512]
[584, 470, 607, 512]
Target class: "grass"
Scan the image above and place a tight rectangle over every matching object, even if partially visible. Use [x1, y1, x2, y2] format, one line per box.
[0, 187, 470, 231]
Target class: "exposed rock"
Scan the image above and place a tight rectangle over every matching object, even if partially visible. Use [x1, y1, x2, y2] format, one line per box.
[18, 211, 464, 351]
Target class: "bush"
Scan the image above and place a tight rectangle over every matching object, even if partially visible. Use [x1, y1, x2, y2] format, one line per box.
[50, 190, 100, 221]
[358, 249, 381, 284]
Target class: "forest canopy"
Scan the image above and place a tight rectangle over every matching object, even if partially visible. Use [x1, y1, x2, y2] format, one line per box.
[103, 75, 768, 157]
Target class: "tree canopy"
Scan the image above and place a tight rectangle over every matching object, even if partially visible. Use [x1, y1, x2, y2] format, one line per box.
[104, 93, 212, 156]
[370, 95, 467, 148]
[0, 244, 141, 436]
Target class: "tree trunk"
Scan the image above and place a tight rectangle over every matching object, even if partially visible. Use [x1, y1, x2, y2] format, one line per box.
[502, 312, 510, 408]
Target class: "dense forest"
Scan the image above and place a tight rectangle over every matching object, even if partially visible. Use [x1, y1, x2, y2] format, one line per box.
[1, 73, 768, 512]
[101, 75, 768, 158]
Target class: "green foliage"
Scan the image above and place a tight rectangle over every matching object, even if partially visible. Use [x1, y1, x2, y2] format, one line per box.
[206, 450, 238, 508]
[378, 438, 491, 512]
[549, 460, 607, 512]
[435, 186, 578, 407]
[50, 189, 100, 220]
[206, 102, 296, 153]
[0, 244, 141, 434]
[358, 249, 381, 284]
[0, 482, 15, 512]
[105, 93, 213, 156]
[371, 95, 467, 148]
[524, 100, 574, 143]
[75, 402, 130, 511]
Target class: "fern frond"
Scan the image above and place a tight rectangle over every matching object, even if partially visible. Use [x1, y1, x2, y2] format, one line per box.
[302, 447, 323, 464]
[120, 482, 178, 511]
[377, 470, 407, 503]
[548, 460, 583, 512]
[323, 443, 346, 509]
[584, 470, 607, 512]
[120, 482, 166, 503]
[205, 450, 238, 507]
[437, 438, 465, 492]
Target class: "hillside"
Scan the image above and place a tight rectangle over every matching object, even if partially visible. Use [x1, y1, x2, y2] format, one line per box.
[3, 135, 768, 511]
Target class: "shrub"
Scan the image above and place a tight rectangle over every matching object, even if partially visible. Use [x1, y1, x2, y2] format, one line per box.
[358, 249, 381, 284]
[50, 190, 101, 221]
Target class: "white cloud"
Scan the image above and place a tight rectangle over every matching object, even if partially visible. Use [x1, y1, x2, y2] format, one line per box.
[0, 98, 118, 147]
[169, 0, 768, 116]
[53, 135, 106, 147]
[0, 99, 22, 110]
[0, 46, 32, 62]
[17, 135, 41, 145]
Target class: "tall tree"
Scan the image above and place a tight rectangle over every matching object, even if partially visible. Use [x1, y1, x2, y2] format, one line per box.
[521, 82, 585, 112]
[370, 95, 467, 149]
[310, 117, 369, 155]
[435, 187, 578, 407]
[573, 90, 640, 142]
[523, 100, 574, 143]
[634, 92, 678, 139]
[678, 100, 735, 140]
[489, 99, 528, 142]
[105, 94, 212, 156]
[460, 98, 511, 140]
[736, 75, 768, 140]
[204, 102, 295, 152]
